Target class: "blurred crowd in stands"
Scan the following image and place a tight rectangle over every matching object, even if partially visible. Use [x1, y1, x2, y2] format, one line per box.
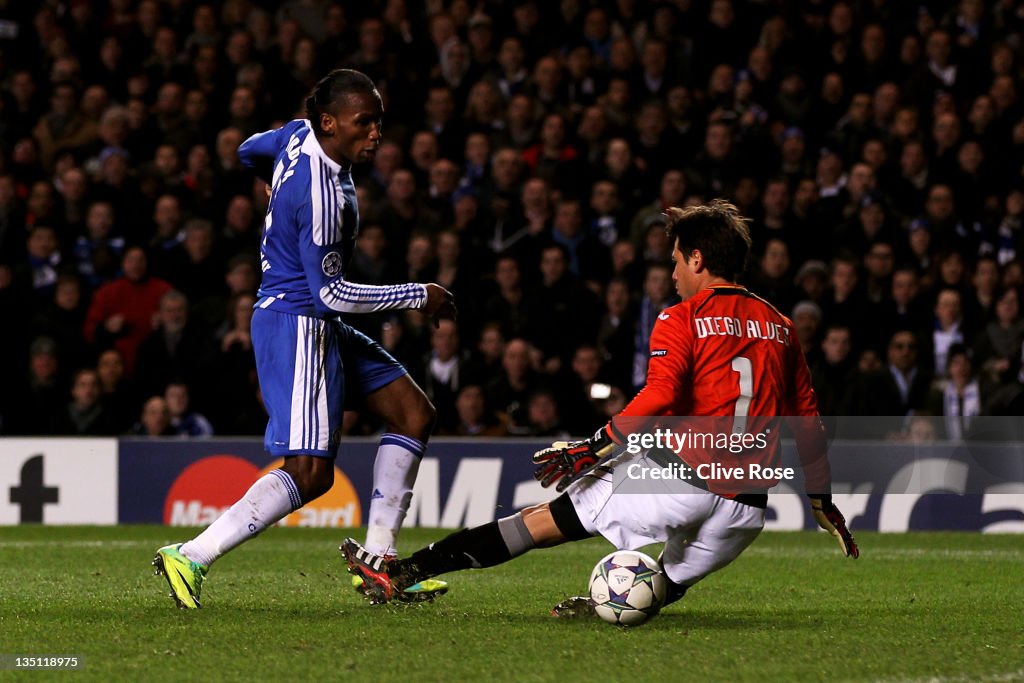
[1, 0, 1023, 442]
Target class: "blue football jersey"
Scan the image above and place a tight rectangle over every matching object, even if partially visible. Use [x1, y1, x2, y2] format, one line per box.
[239, 119, 426, 318]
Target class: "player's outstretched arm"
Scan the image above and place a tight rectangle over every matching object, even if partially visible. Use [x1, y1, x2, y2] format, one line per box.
[291, 196, 434, 315]
[533, 425, 617, 492]
[809, 495, 860, 558]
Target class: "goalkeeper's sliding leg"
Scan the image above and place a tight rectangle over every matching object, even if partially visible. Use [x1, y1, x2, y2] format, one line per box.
[342, 492, 694, 610]
[343, 493, 584, 604]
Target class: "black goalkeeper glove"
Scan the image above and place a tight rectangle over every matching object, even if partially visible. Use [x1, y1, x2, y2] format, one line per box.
[809, 495, 860, 558]
[533, 427, 617, 492]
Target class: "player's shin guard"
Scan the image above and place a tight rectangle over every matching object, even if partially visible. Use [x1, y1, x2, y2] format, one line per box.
[179, 469, 301, 567]
[365, 434, 424, 556]
[396, 513, 535, 581]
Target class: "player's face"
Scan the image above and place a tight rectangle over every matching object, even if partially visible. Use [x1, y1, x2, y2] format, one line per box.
[671, 241, 698, 299]
[325, 91, 384, 165]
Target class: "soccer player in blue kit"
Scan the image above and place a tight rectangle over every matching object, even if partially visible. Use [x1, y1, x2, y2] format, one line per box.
[153, 69, 456, 609]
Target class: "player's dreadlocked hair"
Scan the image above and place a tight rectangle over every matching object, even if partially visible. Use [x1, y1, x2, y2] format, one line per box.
[305, 69, 380, 136]
[663, 199, 752, 281]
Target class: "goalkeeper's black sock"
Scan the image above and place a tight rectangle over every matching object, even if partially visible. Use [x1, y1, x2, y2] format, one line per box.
[396, 514, 535, 582]
[663, 580, 689, 607]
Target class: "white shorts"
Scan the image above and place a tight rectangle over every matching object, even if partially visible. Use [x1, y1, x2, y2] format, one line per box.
[566, 450, 765, 586]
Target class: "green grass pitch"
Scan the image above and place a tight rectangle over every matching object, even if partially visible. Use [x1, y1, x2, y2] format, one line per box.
[1, 526, 1022, 682]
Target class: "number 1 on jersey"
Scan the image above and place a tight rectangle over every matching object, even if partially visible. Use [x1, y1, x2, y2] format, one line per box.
[731, 356, 753, 434]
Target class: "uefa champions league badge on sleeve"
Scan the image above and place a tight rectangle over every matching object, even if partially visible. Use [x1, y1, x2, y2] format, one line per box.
[322, 251, 342, 277]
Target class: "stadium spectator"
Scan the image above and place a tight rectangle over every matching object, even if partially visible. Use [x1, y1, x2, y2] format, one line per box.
[549, 198, 611, 283]
[74, 201, 124, 289]
[6, 336, 65, 435]
[862, 241, 897, 307]
[974, 287, 1024, 391]
[968, 256, 1001, 325]
[481, 254, 527, 341]
[134, 290, 210, 400]
[631, 261, 675, 390]
[597, 276, 635, 392]
[33, 81, 98, 170]
[433, 229, 476, 328]
[527, 243, 601, 366]
[425, 158, 461, 225]
[445, 384, 506, 437]
[629, 169, 686, 245]
[822, 255, 868, 333]
[487, 337, 542, 435]
[925, 288, 967, 376]
[853, 329, 933, 422]
[148, 194, 185, 276]
[16, 225, 62, 303]
[472, 322, 506, 386]
[495, 36, 528, 100]
[162, 218, 226, 321]
[132, 395, 176, 437]
[793, 300, 824, 364]
[373, 169, 439, 258]
[56, 166, 90, 234]
[748, 238, 798, 316]
[413, 319, 480, 434]
[927, 344, 981, 441]
[600, 138, 646, 218]
[905, 414, 941, 444]
[423, 85, 464, 161]
[208, 292, 262, 436]
[29, 273, 89, 370]
[640, 215, 674, 265]
[523, 389, 569, 438]
[793, 259, 829, 307]
[95, 348, 139, 434]
[83, 246, 172, 375]
[587, 180, 625, 248]
[165, 381, 214, 438]
[812, 325, 856, 417]
[562, 344, 610, 432]
[575, 104, 609, 165]
[57, 368, 118, 436]
[220, 195, 259, 259]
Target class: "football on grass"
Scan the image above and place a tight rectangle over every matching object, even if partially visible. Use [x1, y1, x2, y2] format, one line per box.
[588, 550, 667, 626]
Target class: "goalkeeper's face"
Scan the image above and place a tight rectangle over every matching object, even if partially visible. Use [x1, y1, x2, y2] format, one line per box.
[325, 91, 384, 166]
[671, 242, 699, 299]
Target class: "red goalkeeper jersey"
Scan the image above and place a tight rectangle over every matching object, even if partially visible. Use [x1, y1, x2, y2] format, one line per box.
[612, 284, 830, 493]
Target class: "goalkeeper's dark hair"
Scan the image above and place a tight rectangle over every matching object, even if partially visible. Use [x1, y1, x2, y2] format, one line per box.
[664, 199, 752, 281]
[305, 69, 380, 136]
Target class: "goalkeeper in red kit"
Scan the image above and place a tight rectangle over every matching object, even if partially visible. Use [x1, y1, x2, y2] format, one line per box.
[342, 199, 858, 612]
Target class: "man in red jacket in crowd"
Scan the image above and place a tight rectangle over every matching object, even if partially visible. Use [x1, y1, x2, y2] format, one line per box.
[84, 246, 171, 374]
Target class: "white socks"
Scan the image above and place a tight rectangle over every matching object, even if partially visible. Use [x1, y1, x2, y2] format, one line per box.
[364, 433, 424, 556]
[180, 469, 301, 567]
[177, 436, 424, 566]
